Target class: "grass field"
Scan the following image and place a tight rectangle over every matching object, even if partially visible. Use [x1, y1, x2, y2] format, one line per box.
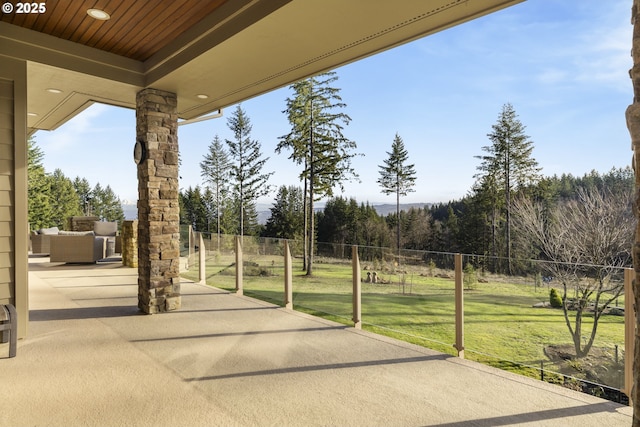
[180, 244, 626, 394]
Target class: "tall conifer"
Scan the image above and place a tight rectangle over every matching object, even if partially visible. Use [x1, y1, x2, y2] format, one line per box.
[277, 72, 358, 275]
[377, 133, 417, 255]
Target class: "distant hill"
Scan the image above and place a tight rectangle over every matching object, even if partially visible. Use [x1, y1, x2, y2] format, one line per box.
[257, 202, 432, 224]
[123, 204, 137, 220]
[369, 203, 432, 217]
[125, 202, 432, 224]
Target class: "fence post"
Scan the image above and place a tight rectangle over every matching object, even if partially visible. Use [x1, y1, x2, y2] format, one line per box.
[284, 240, 293, 309]
[352, 245, 361, 329]
[235, 235, 243, 296]
[454, 253, 464, 358]
[198, 232, 206, 285]
[623, 267, 634, 405]
[187, 225, 194, 269]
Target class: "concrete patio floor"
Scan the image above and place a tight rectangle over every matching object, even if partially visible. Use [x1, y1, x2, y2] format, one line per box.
[0, 257, 633, 426]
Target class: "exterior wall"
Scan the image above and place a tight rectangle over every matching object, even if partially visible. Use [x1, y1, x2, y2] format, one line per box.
[0, 57, 28, 338]
[0, 79, 14, 308]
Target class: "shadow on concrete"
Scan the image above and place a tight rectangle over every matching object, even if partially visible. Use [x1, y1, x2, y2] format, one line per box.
[131, 325, 349, 343]
[186, 354, 449, 381]
[30, 305, 142, 321]
[425, 401, 624, 427]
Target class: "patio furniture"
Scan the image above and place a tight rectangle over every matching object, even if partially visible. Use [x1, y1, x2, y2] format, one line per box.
[94, 221, 119, 256]
[30, 226, 60, 255]
[49, 235, 106, 263]
[0, 303, 16, 358]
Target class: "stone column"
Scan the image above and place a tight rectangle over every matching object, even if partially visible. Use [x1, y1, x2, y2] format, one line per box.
[136, 88, 181, 314]
[121, 220, 138, 268]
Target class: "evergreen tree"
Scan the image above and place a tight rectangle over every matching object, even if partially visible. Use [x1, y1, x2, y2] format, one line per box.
[89, 183, 124, 223]
[360, 203, 391, 250]
[180, 186, 208, 231]
[401, 207, 430, 251]
[200, 135, 231, 248]
[98, 185, 125, 222]
[377, 133, 417, 255]
[48, 169, 81, 229]
[316, 197, 350, 245]
[277, 71, 358, 275]
[73, 177, 93, 215]
[475, 103, 541, 273]
[226, 105, 273, 237]
[263, 185, 304, 239]
[27, 137, 52, 229]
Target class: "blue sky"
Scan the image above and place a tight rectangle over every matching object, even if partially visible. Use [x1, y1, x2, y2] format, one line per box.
[35, 0, 633, 206]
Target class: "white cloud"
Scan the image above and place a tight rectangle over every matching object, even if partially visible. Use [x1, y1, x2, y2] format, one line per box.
[572, 12, 632, 91]
[41, 103, 111, 152]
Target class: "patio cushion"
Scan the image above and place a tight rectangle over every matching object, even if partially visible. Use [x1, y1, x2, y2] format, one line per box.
[94, 221, 117, 236]
[38, 227, 59, 235]
[59, 230, 94, 236]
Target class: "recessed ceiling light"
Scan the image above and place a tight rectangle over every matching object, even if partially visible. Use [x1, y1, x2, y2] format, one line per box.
[45, 88, 62, 94]
[87, 9, 110, 20]
[28, 112, 38, 117]
[196, 94, 209, 99]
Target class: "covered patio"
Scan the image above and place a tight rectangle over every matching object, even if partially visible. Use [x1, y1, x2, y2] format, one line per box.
[1, 0, 638, 425]
[0, 0, 530, 335]
[0, 257, 631, 426]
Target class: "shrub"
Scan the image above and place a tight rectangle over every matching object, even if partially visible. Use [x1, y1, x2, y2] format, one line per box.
[549, 288, 563, 308]
[463, 262, 477, 290]
[427, 259, 436, 277]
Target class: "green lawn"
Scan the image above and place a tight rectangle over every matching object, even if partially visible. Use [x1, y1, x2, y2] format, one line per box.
[181, 249, 626, 391]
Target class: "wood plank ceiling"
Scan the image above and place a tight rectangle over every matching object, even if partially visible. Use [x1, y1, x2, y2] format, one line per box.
[0, 0, 228, 61]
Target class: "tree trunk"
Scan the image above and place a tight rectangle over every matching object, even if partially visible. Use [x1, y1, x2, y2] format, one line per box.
[396, 187, 400, 258]
[627, 1, 640, 420]
[307, 170, 314, 276]
[302, 172, 308, 271]
[306, 101, 314, 276]
[505, 175, 512, 275]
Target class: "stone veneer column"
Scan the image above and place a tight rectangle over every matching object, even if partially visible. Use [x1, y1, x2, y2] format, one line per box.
[121, 220, 138, 268]
[136, 88, 181, 314]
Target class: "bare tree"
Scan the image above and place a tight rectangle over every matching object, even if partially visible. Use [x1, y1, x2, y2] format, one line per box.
[512, 188, 634, 358]
[626, 2, 640, 419]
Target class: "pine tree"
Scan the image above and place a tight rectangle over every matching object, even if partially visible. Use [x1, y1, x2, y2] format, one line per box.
[180, 186, 208, 231]
[27, 137, 52, 229]
[475, 103, 541, 273]
[200, 135, 231, 249]
[377, 133, 417, 255]
[73, 177, 93, 215]
[226, 105, 273, 237]
[277, 71, 358, 275]
[48, 169, 81, 229]
[263, 185, 304, 239]
[98, 185, 125, 222]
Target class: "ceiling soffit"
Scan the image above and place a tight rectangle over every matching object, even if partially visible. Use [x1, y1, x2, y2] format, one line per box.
[163, 0, 526, 120]
[0, 0, 524, 130]
[0, 0, 230, 61]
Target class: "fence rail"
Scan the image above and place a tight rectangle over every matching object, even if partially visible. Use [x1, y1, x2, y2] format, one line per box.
[181, 227, 633, 405]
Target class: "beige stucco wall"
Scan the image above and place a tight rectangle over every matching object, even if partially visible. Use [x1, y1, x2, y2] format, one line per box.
[0, 57, 29, 338]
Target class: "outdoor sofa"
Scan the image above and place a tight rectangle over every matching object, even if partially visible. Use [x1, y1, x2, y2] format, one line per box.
[31, 221, 121, 263]
[49, 233, 106, 263]
[30, 226, 60, 254]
